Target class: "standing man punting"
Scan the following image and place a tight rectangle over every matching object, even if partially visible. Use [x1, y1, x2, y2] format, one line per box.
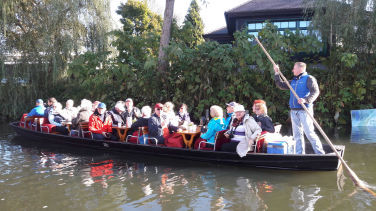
[273, 62, 325, 154]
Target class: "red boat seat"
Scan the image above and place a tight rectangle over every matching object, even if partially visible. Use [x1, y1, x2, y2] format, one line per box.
[127, 131, 139, 143]
[19, 113, 29, 127]
[41, 124, 56, 133]
[195, 130, 229, 151]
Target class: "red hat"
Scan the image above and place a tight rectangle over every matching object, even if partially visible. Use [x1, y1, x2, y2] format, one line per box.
[154, 103, 163, 109]
[253, 99, 266, 105]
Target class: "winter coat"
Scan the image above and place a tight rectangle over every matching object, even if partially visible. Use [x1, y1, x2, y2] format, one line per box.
[224, 113, 234, 129]
[88, 111, 112, 134]
[253, 114, 275, 133]
[236, 114, 262, 157]
[27, 105, 45, 117]
[48, 109, 65, 127]
[201, 117, 226, 144]
[177, 112, 190, 124]
[123, 107, 141, 122]
[72, 108, 92, 129]
[148, 113, 164, 143]
[108, 108, 125, 126]
[60, 107, 78, 122]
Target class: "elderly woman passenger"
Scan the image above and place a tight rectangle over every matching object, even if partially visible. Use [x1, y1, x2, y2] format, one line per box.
[72, 99, 93, 129]
[194, 105, 226, 149]
[48, 102, 69, 135]
[253, 100, 275, 133]
[177, 103, 191, 130]
[161, 101, 179, 133]
[221, 104, 262, 154]
[60, 99, 78, 121]
[127, 106, 152, 136]
[132, 106, 152, 128]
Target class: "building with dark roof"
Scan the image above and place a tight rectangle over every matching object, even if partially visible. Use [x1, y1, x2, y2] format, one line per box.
[204, 0, 314, 44]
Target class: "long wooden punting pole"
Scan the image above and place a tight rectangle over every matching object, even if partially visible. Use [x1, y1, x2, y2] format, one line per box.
[254, 37, 376, 197]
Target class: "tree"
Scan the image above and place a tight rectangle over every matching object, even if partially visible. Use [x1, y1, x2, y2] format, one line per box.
[181, 0, 204, 48]
[113, 0, 162, 69]
[0, 0, 112, 120]
[157, 0, 175, 74]
[309, 0, 376, 53]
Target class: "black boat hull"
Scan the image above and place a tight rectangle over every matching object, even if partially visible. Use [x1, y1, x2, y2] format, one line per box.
[9, 122, 345, 171]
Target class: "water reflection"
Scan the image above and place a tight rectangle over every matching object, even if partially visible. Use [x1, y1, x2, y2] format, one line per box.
[0, 134, 375, 209]
[351, 126, 376, 144]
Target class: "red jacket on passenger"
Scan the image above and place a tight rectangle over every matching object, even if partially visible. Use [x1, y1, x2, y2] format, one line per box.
[89, 112, 112, 134]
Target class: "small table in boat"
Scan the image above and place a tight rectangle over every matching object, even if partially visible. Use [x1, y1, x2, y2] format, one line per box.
[112, 126, 130, 142]
[177, 129, 201, 149]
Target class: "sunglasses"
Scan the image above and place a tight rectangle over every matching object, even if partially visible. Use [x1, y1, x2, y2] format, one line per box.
[156, 108, 161, 111]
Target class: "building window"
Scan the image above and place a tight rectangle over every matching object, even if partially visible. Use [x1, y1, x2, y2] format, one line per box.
[247, 20, 313, 37]
[299, 21, 310, 28]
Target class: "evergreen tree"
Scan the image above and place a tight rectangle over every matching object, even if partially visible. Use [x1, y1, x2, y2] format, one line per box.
[114, 0, 162, 68]
[181, 0, 204, 48]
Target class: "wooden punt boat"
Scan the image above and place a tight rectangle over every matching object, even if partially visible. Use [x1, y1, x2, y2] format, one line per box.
[9, 122, 345, 171]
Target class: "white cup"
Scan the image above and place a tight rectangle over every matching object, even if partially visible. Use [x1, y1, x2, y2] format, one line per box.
[117, 123, 121, 127]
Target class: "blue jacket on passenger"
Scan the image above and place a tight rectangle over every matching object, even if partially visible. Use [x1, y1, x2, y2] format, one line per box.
[224, 113, 233, 129]
[27, 105, 45, 117]
[201, 117, 226, 144]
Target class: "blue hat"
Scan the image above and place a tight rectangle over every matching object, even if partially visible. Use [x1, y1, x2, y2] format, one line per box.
[226, 101, 237, 107]
[98, 102, 106, 109]
[36, 99, 43, 104]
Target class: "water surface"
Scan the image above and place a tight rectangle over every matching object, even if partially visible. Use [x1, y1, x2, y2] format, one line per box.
[1, 123, 376, 210]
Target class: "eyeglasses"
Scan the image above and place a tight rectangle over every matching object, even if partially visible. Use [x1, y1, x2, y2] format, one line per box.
[156, 108, 161, 111]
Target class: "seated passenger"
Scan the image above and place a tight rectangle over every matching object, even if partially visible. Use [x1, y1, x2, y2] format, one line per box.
[224, 102, 237, 129]
[130, 106, 152, 130]
[221, 104, 262, 153]
[108, 102, 126, 126]
[88, 103, 112, 140]
[27, 99, 46, 118]
[162, 101, 179, 133]
[177, 103, 191, 130]
[60, 99, 78, 122]
[72, 99, 93, 129]
[123, 98, 141, 124]
[253, 100, 275, 133]
[48, 102, 69, 135]
[44, 97, 57, 118]
[195, 105, 226, 148]
[148, 103, 166, 144]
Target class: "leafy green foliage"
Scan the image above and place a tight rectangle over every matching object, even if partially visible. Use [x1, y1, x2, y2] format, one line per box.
[0, 0, 112, 120]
